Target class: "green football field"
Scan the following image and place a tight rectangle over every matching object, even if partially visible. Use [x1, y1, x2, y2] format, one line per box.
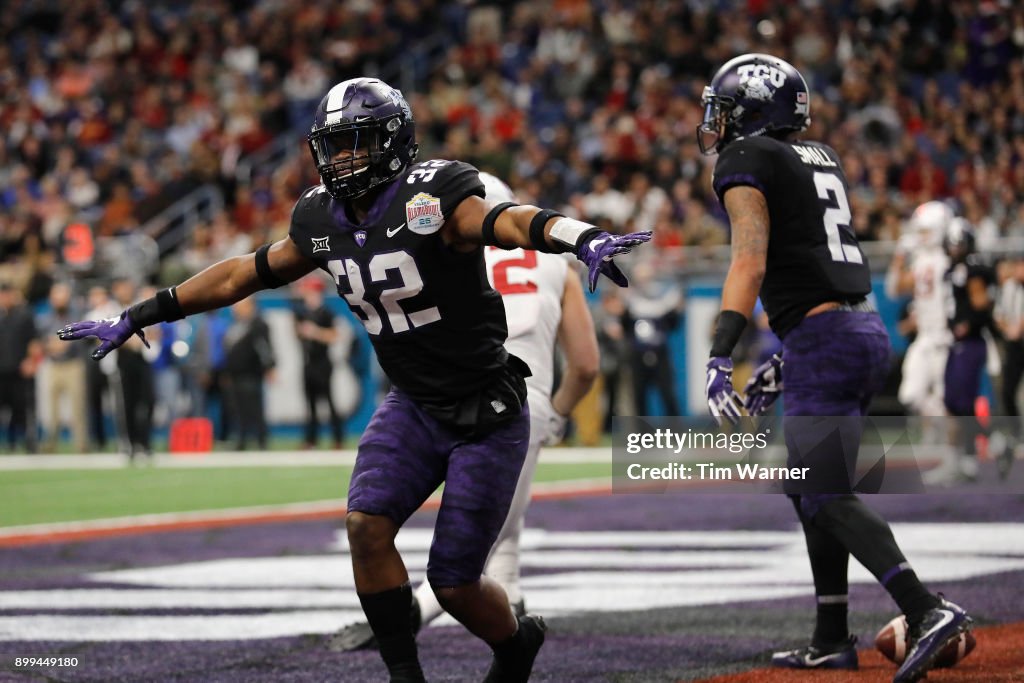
[0, 461, 610, 528]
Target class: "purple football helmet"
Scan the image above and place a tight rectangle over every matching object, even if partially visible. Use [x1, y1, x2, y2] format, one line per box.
[307, 78, 418, 200]
[697, 53, 811, 155]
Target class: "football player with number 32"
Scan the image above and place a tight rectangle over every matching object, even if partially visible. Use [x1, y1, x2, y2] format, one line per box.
[699, 54, 971, 683]
[332, 172, 600, 654]
[57, 78, 650, 683]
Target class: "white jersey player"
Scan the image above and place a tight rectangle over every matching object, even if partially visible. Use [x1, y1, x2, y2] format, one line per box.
[886, 201, 953, 418]
[333, 172, 599, 650]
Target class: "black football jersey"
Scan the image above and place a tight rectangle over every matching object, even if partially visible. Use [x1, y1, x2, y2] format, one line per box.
[712, 136, 872, 338]
[947, 257, 995, 338]
[288, 159, 511, 406]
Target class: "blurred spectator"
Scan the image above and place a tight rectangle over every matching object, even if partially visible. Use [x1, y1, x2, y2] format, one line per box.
[622, 263, 683, 416]
[293, 277, 346, 449]
[114, 281, 157, 461]
[83, 285, 119, 449]
[188, 311, 233, 441]
[39, 282, 88, 453]
[98, 182, 137, 237]
[586, 288, 628, 443]
[625, 172, 668, 232]
[679, 199, 728, 247]
[0, 282, 41, 451]
[150, 320, 184, 430]
[581, 174, 632, 226]
[996, 258, 1024, 427]
[223, 298, 274, 450]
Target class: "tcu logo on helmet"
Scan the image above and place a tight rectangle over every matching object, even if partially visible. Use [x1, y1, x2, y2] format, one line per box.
[737, 64, 786, 88]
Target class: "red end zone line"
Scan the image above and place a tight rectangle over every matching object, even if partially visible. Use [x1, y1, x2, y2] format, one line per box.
[0, 480, 615, 548]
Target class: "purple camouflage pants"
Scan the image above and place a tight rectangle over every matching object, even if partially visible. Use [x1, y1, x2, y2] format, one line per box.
[348, 388, 530, 588]
[781, 311, 891, 511]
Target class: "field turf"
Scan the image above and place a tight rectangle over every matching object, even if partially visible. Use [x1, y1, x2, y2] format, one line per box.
[0, 461, 609, 528]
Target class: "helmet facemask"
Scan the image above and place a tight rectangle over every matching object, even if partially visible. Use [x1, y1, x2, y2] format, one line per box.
[697, 87, 733, 155]
[309, 118, 402, 200]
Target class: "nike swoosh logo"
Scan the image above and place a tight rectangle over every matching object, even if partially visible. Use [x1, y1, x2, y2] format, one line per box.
[803, 653, 838, 666]
[386, 223, 406, 238]
[920, 610, 955, 640]
[589, 238, 608, 252]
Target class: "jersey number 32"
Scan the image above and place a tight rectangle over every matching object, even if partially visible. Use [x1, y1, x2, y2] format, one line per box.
[327, 252, 441, 336]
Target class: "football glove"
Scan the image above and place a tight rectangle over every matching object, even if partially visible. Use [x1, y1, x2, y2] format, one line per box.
[743, 353, 783, 416]
[706, 356, 744, 426]
[542, 412, 569, 446]
[576, 230, 652, 292]
[57, 310, 149, 360]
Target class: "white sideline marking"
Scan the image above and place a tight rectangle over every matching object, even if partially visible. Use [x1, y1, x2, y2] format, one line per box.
[0, 611, 364, 641]
[1, 589, 363, 610]
[0, 500, 347, 539]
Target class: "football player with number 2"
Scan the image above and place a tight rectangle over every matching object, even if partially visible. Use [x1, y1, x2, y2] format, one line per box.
[698, 54, 972, 683]
[57, 78, 650, 683]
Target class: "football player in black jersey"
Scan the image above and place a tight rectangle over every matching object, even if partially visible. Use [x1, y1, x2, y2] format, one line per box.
[58, 77, 650, 683]
[698, 54, 971, 683]
[942, 218, 996, 480]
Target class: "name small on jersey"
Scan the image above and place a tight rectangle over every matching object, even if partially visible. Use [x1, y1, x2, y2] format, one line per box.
[792, 145, 836, 167]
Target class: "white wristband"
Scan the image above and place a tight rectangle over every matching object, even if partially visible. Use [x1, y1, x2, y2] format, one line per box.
[549, 217, 598, 250]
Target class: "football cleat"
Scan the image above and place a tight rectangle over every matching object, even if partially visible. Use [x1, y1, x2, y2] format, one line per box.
[483, 615, 547, 683]
[328, 620, 376, 653]
[894, 596, 972, 683]
[771, 635, 859, 670]
[327, 595, 422, 652]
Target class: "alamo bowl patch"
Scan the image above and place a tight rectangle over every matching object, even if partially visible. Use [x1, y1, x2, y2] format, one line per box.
[406, 193, 444, 234]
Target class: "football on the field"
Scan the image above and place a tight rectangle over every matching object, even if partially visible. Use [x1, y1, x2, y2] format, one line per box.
[874, 615, 976, 668]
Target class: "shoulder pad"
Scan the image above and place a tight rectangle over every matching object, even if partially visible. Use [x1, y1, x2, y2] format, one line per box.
[713, 138, 779, 201]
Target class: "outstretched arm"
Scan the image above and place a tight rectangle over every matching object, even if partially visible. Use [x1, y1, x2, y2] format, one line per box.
[444, 195, 651, 291]
[175, 237, 316, 316]
[59, 237, 317, 359]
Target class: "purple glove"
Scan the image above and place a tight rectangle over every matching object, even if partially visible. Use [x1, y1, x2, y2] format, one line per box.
[743, 353, 783, 416]
[57, 310, 149, 361]
[577, 230, 652, 292]
[706, 356, 744, 426]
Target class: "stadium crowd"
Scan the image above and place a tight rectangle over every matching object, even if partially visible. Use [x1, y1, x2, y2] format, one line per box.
[3, 0, 1024, 452]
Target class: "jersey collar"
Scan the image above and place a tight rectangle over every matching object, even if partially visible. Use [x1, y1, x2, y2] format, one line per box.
[331, 176, 403, 233]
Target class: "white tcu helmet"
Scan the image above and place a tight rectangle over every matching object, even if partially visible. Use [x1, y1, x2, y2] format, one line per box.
[905, 200, 953, 249]
[479, 171, 517, 203]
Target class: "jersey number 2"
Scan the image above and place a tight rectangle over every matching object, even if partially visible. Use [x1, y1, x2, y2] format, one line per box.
[327, 252, 441, 336]
[490, 249, 539, 295]
[813, 172, 863, 264]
